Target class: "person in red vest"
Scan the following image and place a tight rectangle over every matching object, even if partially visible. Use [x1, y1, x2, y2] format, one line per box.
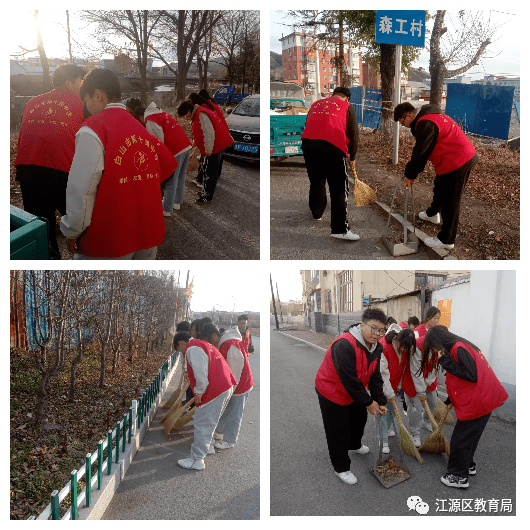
[315, 308, 388, 485]
[301, 86, 360, 241]
[144, 101, 192, 216]
[237, 314, 255, 354]
[394, 102, 479, 250]
[177, 98, 233, 204]
[178, 323, 237, 471]
[423, 325, 508, 489]
[14, 63, 86, 259]
[213, 327, 254, 450]
[414, 306, 441, 338]
[60, 69, 177, 260]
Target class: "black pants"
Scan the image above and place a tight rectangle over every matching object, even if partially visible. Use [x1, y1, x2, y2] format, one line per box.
[316, 388, 367, 473]
[201, 153, 220, 200]
[16, 164, 68, 259]
[426, 153, 479, 244]
[447, 411, 491, 479]
[303, 148, 350, 234]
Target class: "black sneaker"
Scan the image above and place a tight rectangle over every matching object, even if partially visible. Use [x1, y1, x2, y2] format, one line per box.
[196, 197, 213, 204]
[441, 473, 469, 488]
[468, 464, 476, 475]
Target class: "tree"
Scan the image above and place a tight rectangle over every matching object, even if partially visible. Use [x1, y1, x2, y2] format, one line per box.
[428, 10, 497, 107]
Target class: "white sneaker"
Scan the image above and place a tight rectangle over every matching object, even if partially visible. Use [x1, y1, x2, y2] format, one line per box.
[388, 430, 396, 437]
[207, 444, 216, 455]
[214, 440, 235, 450]
[213, 432, 223, 440]
[424, 236, 454, 250]
[422, 420, 433, 433]
[351, 445, 369, 455]
[413, 436, 421, 448]
[173, 203, 181, 210]
[331, 230, 360, 241]
[163, 210, 171, 217]
[177, 457, 205, 470]
[419, 211, 441, 224]
[382, 442, 390, 454]
[335, 470, 358, 485]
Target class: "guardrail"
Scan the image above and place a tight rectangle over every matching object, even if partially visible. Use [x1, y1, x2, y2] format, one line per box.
[28, 351, 178, 520]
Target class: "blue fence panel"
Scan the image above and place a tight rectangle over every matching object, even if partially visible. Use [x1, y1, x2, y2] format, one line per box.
[363, 88, 382, 129]
[514, 102, 520, 121]
[445, 84, 515, 140]
[349, 86, 364, 124]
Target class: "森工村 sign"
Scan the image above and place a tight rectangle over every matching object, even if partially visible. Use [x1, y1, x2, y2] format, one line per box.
[375, 10, 426, 47]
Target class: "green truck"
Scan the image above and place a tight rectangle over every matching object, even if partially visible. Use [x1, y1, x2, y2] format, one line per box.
[270, 82, 309, 160]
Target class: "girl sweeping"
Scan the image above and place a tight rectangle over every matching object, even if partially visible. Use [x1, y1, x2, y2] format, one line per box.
[422, 325, 508, 489]
[414, 306, 441, 338]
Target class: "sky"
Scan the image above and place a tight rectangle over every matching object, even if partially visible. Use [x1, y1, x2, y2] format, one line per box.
[270, 9, 520, 80]
[269, 268, 304, 302]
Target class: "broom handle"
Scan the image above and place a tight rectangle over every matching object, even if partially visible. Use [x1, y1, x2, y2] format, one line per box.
[391, 400, 405, 427]
[422, 401, 439, 430]
[437, 408, 450, 430]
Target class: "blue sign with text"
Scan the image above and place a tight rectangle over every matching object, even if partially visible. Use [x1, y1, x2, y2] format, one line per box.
[375, 11, 426, 47]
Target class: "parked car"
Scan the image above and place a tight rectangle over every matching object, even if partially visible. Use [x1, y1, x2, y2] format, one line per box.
[224, 94, 260, 162]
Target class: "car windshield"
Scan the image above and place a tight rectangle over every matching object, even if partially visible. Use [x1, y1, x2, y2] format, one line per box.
[233, 98, 260, 117]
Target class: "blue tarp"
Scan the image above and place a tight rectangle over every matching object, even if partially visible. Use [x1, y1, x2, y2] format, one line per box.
[515, 102, 520, 121]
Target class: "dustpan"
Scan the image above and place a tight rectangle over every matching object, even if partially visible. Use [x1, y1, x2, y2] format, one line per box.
[419, 402, 451, 457]
[370, 412, 411, 488]
[382, 182, 418, 256]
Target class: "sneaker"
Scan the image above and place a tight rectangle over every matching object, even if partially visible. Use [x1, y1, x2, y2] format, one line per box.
[214, 440, 235, 450]
[173, 203, 181, 211]
[388, 430, 396, 437]
[207, 444, 216, 455]
[468, 464, 476, 475]
[192, 178, 203, 187]
[419, 211, 441, 224]
[331, 230, 360, 241]
[335, 470, 358, 485]
[413, 436, 421, 448]
[382, 442, 390, 454]
[163, 210, 171, 217]
[313, 217, 322, 221]
[196, 197, 213, 204]
[424, 236, 454, 250]
[422, 420, 433, 433]
[213, 433, 223, 441]
[177, 457, 205, 470]
[351, 445, 369, 455]
[441, 473, 469, 489]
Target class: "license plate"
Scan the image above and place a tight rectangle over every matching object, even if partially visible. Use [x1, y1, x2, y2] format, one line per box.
[285, 146, 298, 154]
[234, 143, 258, 153]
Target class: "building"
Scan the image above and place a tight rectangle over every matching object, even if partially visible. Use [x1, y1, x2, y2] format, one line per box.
[444, 75, 471, 85]
[473, 75, 520, 101]
[279, 32, 362, 94]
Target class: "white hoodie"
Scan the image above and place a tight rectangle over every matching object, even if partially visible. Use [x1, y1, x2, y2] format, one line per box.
[217, 327, 245, 382]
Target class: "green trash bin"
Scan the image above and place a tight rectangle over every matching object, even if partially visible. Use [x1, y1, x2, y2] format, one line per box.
[10, 205, 50, 260]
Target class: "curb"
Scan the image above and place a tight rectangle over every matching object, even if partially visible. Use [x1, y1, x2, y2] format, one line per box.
[278, 330, 326, 353]
[76, 356, 181, 520]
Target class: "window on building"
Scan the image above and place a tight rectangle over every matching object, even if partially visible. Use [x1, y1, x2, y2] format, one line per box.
[323, 76, 327, 81]
[337, 270, 355, 312]
[294, 73, 298, 79]
[323, 84, 327, 89]
[414, 273, 447, 291]
[289, 65, 291, 70]
[300, 46, 304, 51]
[323, 67, 326, 72]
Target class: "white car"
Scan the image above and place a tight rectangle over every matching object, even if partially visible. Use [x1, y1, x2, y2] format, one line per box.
[224, 94, 260, 162]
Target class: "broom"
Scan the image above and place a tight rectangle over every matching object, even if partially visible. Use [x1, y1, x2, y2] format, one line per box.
[352, 167, 377, 207]
[163, 396, 195, 435]
[433, 396, 455, 423]
[419, 402, 450, 457]
[161, 381, 190, 423]
[160, 360, 185, 409]
[173, 402, 196, 431]
[391, 401, 424, 464]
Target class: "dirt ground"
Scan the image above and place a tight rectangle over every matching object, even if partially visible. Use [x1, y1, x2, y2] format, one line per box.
[355, 127, 520, 260]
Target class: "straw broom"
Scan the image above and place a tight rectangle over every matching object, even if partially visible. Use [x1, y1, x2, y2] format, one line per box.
[419, 402, 450, 457]
[163, 396, 195, 435]
[160, 361, 185, 409]
[161, 381, 190, 423]
[173, 403, 196, 431]
[433, 396, 455, 423]
[352, 167, 377, 207]
[391, 401, 424, 464]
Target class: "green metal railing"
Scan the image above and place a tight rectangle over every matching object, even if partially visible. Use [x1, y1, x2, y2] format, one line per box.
[28, 352, 180, 520]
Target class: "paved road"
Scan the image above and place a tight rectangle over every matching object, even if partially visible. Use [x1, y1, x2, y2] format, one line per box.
[103, 337, 260, 520]
[158, 156, 260, 260]
[270, 156, 434, 260]
[270, 328, 516, 516]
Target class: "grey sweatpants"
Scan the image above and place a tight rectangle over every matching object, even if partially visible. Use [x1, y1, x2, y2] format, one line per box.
[406, 389, 438, 437]
[190, 387, 234, 460]
[215, 392, 249, 444]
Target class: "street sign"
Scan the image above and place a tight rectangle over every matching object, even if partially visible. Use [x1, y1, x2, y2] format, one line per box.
[375, 10, 426, 47]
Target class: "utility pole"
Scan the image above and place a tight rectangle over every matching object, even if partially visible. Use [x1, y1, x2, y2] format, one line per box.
[312, 10, 321, 103]
[270, 274, 279, 330]
[276, 283, 283, 324]
[66, 10, 73, 63]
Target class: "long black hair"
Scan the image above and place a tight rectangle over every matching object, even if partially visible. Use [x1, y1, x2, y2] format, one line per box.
[423, 306, 441, 323]
[200, 322, 220, 344]
[177, 100, 194, 117]
[419, 325, 481, 375]
[189, 319, 201, 338]
[188, 92, 215, 112]
[386, 327, 416, 363]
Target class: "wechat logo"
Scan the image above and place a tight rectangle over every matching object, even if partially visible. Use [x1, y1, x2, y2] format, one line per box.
[407, 496, 429, 514]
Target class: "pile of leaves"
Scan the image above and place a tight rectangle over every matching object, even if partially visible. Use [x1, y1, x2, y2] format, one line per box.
[374, 458, 406, 479]
[357, 128, 520, 259]
[10, 340, 172, 520]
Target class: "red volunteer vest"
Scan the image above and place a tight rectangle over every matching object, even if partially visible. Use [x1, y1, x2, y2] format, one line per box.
[415, 336, 438, 392]
[399, 322, 408, 329]
[315, 332, 379, 405]
[144, 111, 192, 155]
[219, 339, 253, 395]
[382, 342, 416, 397]
[192, 106, 234, 155]
[15, 88, 84, 172]
[186, 339, 237, 407]
[76, 107, 178, 257]
[210, 101, 230, 134]
[416, 113, 476, 175]
[445, 342, 508, 421]
[301, 97, 350, 156]
[241, 329, 251, 354]
[415, 323, 427, 338]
